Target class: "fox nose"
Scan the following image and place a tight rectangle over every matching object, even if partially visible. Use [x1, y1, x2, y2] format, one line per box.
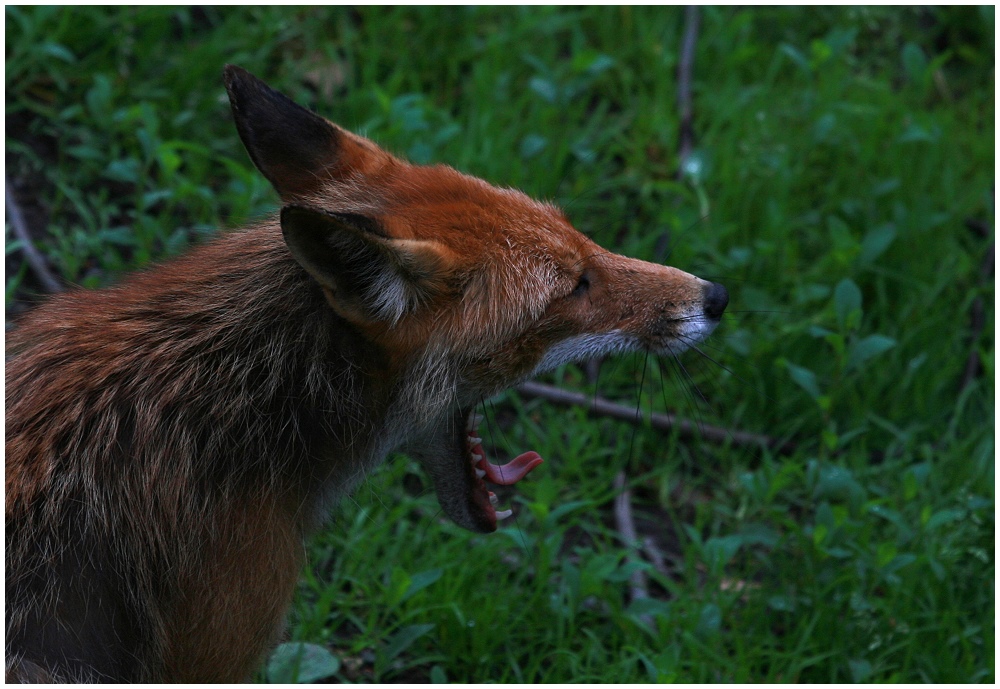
[702, 281, 729, 320]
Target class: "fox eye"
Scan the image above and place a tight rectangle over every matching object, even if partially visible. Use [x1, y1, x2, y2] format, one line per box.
[571, 271, 591, 297]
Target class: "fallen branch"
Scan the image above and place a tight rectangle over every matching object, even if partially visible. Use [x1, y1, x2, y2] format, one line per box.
[613, 471, 654, 628]
[641, 536, 675, 579]
[6, 176, 62, 294]
[675, 5, 701, 176]
[516, 380, 796, 454]
[656, 5, 701, 261]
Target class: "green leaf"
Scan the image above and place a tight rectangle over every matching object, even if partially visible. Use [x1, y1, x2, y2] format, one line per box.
[41, 41, 76, 63]
[737, 522, 780, 548]
[812, 112, 836, 143]
[529, 76, 558, 103]
[925, 507, 964, 531]
[876, 541, 897, 568]
[858, 224, 896, 265]
[898, 122, 941, 144]
[849, 658, 873, 683]
[695, 603, 721, 638]
[779, 43, 811, 73]
[810, 38, 833, 67]
[627, 596, 672, 619]
[833, 278, 862, 330]
[823, 331, 846, 359]
[520, 134, 548, 159]
[401, 568, 443, 603]
[813, 464, 861, 503]
[545, 499, 593, 524]
[768, 595, 795, 612]
[872, 178, 901, 197]
[847, 334, 896, 372]
[383, 623, 435, 662]
[868, 504, 914, 541]
[605, 559, 650, 584]
[267, 642, 340, 683]
[157, 144, 182, 177]
[573, 51, 615, 75]
[104, 158, 141, 183]
[827, 215, 859, 264]
[386, 566, 411, 607]
[703, 535, 743, 572]
[785, 361, 821, 400]
[901, 42, 928, 83]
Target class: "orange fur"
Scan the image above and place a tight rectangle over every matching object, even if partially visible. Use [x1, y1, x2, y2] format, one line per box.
[5, 66, 727, 681]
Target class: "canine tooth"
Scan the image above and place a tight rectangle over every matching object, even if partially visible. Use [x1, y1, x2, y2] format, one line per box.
[489, 493, 499, 506]
[473, 413, 484, 425]
[495, 509, 513, 521]
[475, 468, 486, 479]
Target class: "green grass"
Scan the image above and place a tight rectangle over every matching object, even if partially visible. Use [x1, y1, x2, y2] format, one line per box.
[6, 6, 994, 683]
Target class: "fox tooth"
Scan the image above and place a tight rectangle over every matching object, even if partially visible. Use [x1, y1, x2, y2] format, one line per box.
[475, 468, 486, 479]
[489, 492, 499, 506]
[468, 436, 483, 446]
[495, 509, 513, 521]
[471, 453, 482, 462]
[473, 413, 484, 425]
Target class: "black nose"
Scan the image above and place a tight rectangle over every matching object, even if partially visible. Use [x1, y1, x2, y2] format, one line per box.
[702, 281, 729, 320]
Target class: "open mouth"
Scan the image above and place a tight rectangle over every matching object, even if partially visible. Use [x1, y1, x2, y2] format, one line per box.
[463, 409, 543, 527]
[419, 406, 544, 533]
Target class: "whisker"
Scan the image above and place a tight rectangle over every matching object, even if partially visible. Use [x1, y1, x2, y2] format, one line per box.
[722, 309, 794, 316]
[625, 353, 650, 471]
[660, 354, 709, 451]
[677, 335, 775, 404]
[676, 353, 710, 407]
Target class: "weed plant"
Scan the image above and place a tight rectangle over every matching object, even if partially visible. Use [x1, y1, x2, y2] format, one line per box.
[6, 6, 994, 682]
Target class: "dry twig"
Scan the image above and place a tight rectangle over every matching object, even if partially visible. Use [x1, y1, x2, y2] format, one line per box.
[675, 5, 701, 176]
[6, 176, 62, 294]
[516, 380, 796, 454]
[613, 472, 654, 628]
[656, 5, 702, 262]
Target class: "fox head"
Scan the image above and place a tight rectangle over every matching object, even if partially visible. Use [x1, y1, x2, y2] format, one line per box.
[224, 65, 728, 533]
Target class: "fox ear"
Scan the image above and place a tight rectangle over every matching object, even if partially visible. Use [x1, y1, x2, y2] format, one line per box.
[281, 205, 458, 325]
[224, 65, 388, 200]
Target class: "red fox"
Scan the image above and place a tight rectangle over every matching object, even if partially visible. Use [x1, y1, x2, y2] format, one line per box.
[5, 66, 728, 682]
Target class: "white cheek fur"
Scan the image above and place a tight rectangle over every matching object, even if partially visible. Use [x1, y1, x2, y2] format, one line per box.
[531, 309, 720, 375]
[532, 331, 639, 375]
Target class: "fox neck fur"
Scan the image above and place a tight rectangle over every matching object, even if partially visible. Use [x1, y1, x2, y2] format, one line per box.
[5, 65, 727, 682]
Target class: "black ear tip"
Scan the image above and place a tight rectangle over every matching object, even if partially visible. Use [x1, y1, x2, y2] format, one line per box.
[222, 64, 243, 87]
[223, 64, 261, 100]
[223, 65, 345, 200]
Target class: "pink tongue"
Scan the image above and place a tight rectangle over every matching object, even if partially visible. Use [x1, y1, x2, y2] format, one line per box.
[477, 451, 543, 486]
